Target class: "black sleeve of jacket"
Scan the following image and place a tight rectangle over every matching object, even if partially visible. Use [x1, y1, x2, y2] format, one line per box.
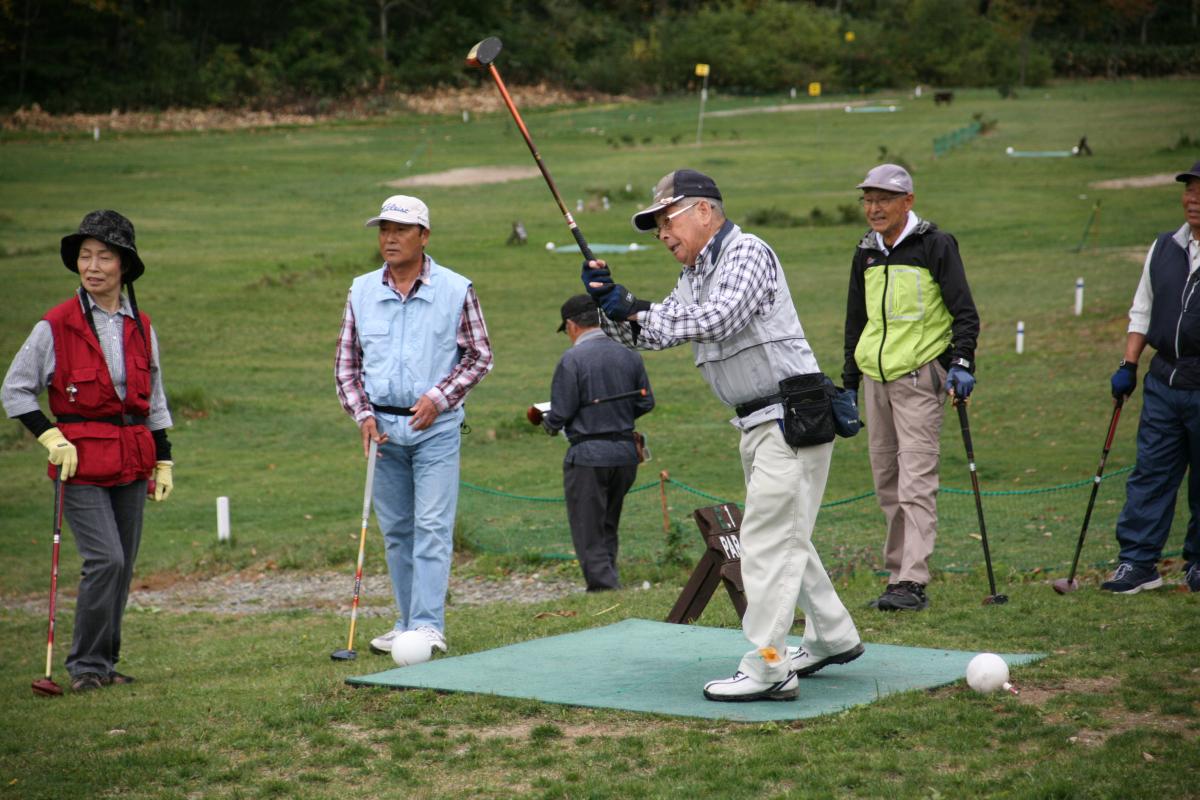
[842, 250, 868, 391]
[543, 356, 578, 435]
[931, 232, 979, 369]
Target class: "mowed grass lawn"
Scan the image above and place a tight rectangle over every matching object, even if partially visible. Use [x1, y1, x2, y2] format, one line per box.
[1, 79, 1198, 798]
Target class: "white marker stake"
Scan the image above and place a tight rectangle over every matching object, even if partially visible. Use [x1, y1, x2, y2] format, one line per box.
[217, 496, 231, 542]
[1016, 321, 1025, 354]
[1075, 277, 1084, 316]
[93, 126, 100, 141]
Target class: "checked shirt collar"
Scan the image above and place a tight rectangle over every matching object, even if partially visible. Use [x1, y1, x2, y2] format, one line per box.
[685, 219, 737, 287]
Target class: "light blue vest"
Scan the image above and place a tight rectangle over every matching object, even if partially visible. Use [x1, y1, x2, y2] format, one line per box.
[675, 224, 819, 406]
[349, 258, 470, 436]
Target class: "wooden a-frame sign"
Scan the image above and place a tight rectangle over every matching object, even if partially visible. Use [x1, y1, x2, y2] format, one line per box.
[665, 503, 748, 624]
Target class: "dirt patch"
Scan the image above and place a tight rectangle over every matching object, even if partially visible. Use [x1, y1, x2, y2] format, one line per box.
[387, 165, 541, 188]
[1090, 173, 1178, 190]
[1015, 676, 1198, 747]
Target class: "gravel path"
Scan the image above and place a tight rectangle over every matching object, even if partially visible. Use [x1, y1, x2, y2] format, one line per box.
[2, 570, 584, 617]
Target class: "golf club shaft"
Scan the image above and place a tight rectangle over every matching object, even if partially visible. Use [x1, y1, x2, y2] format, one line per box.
[957, 402, 1000, 596]
[345, 438, 379, 652]
[1066, 397, 1124, 582]
[589, 388, 647, 405]
[44, 472, 63, 679]
[482, 63, 597, 263]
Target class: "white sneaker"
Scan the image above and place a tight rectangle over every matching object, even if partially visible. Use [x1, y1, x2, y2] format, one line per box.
[703, 671, 799, 702]
[787, 642, 865, 677]
[369, 630, 401, 655]
[415, 625, 448, 654]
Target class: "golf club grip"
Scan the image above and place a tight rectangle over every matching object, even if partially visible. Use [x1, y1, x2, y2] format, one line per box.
[572, 227, 597, 264]
[956, 401, 974, 460]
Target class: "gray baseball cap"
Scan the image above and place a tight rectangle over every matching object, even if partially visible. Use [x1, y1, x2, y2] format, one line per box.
[631, 169, 723, 232]
[857, 164, 913, 194]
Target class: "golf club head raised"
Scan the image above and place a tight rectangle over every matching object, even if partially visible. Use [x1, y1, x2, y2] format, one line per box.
[31, 678, 63, 697]
[982, 594, 1009, 606]
[1051, 578, 1079, 595]
[466, 37, 503, 67]
[330, 649, 357, 662]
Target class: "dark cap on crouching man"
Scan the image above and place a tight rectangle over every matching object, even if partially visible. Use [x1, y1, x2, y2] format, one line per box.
[580, 169, 864, 702]
[1104, 161, 1200, 595]
[2, 210, 175, 692]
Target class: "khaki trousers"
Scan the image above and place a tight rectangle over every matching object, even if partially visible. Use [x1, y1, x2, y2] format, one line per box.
[863, 361, 947, 586]
[735, 424, 860, 683]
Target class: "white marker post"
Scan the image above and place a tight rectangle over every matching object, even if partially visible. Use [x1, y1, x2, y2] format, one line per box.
[93, 126, 100, 141]
[695, 63, 710, 147]
[216, 496, 231, 543]
[1075, 277, 1084, 316]
[1016, 321, 1025, 354]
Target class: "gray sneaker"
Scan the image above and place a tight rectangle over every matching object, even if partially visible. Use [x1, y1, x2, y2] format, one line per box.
[878, 581, 929, 611]
[1099, 562, 1162, 594]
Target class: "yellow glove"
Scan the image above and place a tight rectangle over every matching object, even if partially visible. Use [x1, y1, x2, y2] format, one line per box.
[37, 428, 78, 480]
[152, 460, 174, 502]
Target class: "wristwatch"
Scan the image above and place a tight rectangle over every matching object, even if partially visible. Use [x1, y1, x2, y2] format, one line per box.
[950, 357, 971, 371]
[1118, 359, 1135, 370]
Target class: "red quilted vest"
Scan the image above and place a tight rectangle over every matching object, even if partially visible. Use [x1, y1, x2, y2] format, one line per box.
[43, 296, 156, 486]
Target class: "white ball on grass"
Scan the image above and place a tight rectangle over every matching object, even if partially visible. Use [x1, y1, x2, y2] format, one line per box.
[391, 630, 433, 667]
[545, 241, 555, 251]
[1006, 146, 1015, 154]
[966, 652, 1009, 693]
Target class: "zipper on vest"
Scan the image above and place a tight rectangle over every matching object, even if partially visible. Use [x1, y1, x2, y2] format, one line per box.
[877, 258, 890, 382]
[1173, 276, 1200, 386]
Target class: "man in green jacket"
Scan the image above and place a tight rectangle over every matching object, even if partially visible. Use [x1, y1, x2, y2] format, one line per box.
[842, 164, 980, 611]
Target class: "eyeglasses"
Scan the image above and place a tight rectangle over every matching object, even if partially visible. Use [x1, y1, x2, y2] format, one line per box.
[859, 194, 906, 208]
[654, 201, 699, 234]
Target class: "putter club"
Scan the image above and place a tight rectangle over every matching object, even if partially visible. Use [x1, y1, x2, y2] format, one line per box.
[331, 438, 379, 662]
[955, 400, 1009, 606]
[466, 37, 597, 263]
[32, 472, 65, 697]
[1053, 397, 1124, 595]
[589, 388, 648, 405]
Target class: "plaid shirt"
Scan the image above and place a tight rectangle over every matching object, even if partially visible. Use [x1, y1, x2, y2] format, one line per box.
[601, 223, 780, 350]
[335, 257, 493, 423]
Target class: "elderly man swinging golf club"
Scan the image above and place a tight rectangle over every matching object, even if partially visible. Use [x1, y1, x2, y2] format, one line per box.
[582, 170, 863, 702]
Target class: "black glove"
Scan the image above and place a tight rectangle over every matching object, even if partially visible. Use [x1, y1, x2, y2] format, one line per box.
[582, 260, 614, 298]
[599, 284, 652, 321]
[1111, 360, 1137, 399]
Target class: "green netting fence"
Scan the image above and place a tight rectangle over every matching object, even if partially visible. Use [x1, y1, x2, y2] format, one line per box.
[455, 465, 1185, 577]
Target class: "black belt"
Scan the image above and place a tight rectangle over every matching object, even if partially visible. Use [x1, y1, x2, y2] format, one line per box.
[56, 413, 148, 427]
[371, 403, 415, 416]
[567, 431, 634, 446]
[734, 394, 783, 418]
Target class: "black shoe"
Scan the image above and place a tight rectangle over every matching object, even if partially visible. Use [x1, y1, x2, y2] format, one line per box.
[1184, 562, 1200, 593]
[878, 581, 929, 611]
[867, 584, 897, 609]
[71, 673, 106, 692]
[1099, 562, 1163, 594]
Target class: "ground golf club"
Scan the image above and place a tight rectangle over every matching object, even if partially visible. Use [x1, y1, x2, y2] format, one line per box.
[1053, 397, 1124, 595]
[955, 401, 1008, 606]
[31, 473, 65, 697]
[331, 438, 378, 662]
[466, 36, 598, 263]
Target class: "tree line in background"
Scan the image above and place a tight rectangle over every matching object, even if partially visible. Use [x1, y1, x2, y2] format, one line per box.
[2, 0, 1197, 113]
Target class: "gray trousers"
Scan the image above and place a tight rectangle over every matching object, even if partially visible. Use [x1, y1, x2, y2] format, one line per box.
[563, 464, 638, 591]
[63, 481, 146, 678]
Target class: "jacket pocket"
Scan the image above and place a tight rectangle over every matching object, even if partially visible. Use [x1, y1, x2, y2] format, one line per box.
[62, 423, 122, 484]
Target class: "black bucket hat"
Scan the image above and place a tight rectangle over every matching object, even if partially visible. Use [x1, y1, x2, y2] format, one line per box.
[60, 210, 145, 283]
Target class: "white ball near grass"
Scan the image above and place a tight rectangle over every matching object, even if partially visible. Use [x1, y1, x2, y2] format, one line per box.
[391, 630, 432, 667]
[545, 241, 555, 251]
[1006, 146, 1015, 154]
[966, 652, 1009, 693]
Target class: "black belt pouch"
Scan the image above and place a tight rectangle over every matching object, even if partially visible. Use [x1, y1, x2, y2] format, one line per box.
[778, 373, 836, 448]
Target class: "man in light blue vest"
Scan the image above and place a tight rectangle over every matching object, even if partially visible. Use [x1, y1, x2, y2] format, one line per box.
[1106, 161, 1200, 594]
[582, 170, 863, 702]
[335, 195, 494, 656]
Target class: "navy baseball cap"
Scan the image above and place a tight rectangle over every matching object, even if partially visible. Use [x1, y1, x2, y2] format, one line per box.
[632, 169, 723, 232]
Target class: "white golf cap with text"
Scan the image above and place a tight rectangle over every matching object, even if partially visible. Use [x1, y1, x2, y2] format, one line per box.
[365, 195, 430, 229]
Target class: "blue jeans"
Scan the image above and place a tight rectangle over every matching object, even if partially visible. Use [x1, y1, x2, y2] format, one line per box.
[372, 417, 461, 633]
[1115, 372, 1200, 566]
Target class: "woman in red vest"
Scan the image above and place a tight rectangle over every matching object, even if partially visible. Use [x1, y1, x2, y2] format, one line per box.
[2, 210, 175, 692]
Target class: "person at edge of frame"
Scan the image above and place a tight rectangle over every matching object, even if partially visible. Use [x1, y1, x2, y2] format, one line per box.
[334, 194, 494, 658]
[579, 168, 864, 703]
[1105, 160, 1200, 595]
[2, 210, 175, 693]
[841, 163, 981, 613]
[539, 293, 655, 592]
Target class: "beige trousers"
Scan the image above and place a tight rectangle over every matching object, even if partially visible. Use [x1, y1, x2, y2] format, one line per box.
[863, 361, 947, 586]
[735, 423, 860, 683]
